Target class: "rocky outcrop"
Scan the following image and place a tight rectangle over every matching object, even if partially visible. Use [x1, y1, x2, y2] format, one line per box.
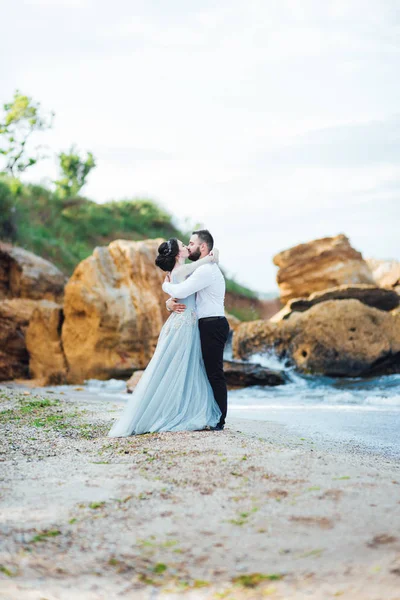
[0, 299, 44, 380]
[126, 370, 144, 393]
[2, 236, 399, 385]
[233, 320, 279, 361]
[273, 235, 374, 303]
[0, 244, 67, 382]
[223, 360, 285, 387]
[225, 312, 241, 332]
[62, 239, 168, 383]
[271, 285, 399, 322]
[0, 243, 66, 303]
[26, 301, 67, 384]
[367, 259, 400, 293]
[233, 300, 400, 377]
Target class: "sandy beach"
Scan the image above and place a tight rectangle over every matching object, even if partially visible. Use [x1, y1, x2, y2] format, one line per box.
[1, 382, 400, 600]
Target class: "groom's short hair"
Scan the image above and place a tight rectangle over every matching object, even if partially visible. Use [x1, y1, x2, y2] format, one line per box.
[192, 229, 214, 251]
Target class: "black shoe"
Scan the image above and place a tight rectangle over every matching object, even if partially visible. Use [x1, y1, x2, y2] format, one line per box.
[209, 424, 224, 431]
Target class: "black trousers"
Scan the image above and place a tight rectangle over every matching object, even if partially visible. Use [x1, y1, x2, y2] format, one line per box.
[198, 316, 230, 426]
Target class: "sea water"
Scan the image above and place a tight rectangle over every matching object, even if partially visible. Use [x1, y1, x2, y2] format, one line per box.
[228, 351, 400, 459]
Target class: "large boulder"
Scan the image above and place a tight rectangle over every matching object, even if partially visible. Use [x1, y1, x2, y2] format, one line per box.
[233, 300, 400, 377]
[0, 299, 43, 380]
[367, 258, 400, 293]
[271, 284, 399, 322]
[233, 320, 279, 360]
[0, 245, 67, 382]
[26, 301, 67, 384]
[126, 369, 144, 393]
[223, 360, 285, 387]
[125, 361, 286, 391]
[273, 235, 374, 303]
[0, 243, 66, 303]
[225, 312, 241, 332]
[62, 239, 168, 382]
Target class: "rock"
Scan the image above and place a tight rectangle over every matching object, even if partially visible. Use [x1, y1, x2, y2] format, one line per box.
[0, 245, 67, 382]
[233, 320, 279, 361]
[126, 370, 144, 392]
[233, 300, 400, 377]
[125, 361, 285, 391]
[367, 258, 400, 293]
[273, 234, 374, 303]
[62, 239, 169, 383]
[0, 243, 66, 303]
[225, 312, 241, 332]
[271, 285, 399, 321]
[269, 304, 292, 322]
[0, 299, 42, 380]
[26, 301, 67, 385]
[223, 360, 285, 387]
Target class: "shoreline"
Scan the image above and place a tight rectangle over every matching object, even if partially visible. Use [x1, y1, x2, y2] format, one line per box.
[1, 382, 400, 599]
[231, 409, 400, 463]
[11, 377, 400, 461]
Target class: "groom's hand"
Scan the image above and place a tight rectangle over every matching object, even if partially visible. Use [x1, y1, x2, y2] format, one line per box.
[166, 298, 185, 313]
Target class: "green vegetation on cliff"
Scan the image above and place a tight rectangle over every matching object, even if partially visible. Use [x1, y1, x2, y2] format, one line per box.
[0, 178, 180, 273]
[0, 178, 258, 309]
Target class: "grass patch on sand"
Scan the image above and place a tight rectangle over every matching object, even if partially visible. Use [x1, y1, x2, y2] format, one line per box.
[0, 397, 62, 427]
[0, 565, 18, 577]
[232, 573, 283, 588]
[30, 529, 61, 543]
[228, 506, 259, 526]
[152, 563, 168, 574]
[0, 393, 108, 439]
[89, 502, 106, 510]
[76, 423, 110, 439]
[106, 553, 210, 591]
[20, 398, 59, 411]
[297, 548, 324, 558]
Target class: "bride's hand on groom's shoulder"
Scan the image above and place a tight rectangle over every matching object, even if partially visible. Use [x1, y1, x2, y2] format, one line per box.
[210, 248, 219, 264]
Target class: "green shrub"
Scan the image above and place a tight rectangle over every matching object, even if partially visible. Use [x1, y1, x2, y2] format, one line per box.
[0, 178, 259, 303]
[1, 179, 180, 274]
[0, 179, 16, 240]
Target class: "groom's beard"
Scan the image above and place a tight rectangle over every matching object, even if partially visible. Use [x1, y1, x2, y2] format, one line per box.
[188, 248, 201, 262]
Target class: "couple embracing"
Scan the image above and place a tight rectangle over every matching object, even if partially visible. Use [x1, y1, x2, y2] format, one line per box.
[108, 230, 229, 437]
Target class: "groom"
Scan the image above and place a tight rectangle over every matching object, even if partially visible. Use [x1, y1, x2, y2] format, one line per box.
[162, 229, 229, 430]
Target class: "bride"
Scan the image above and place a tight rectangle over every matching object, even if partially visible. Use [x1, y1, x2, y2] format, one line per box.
[108, 238, 221, 436]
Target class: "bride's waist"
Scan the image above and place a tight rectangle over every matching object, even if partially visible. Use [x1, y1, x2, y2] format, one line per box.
[171, 307, 197, 317]
[169, 308, 197, 325]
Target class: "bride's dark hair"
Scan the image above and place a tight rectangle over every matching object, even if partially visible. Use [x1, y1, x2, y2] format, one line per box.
[155, 238, 180, 272]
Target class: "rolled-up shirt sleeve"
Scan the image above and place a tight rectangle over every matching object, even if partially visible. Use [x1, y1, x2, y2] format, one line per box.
[162, 266, 211, 298]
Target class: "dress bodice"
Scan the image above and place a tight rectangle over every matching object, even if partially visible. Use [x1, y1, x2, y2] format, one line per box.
[171, 273, 196, 310]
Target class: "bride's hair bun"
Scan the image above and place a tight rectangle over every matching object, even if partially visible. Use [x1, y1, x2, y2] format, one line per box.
[155, 238, 179, 272]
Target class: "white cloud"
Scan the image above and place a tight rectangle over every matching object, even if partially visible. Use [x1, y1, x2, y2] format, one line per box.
[2, 0, 400, 292]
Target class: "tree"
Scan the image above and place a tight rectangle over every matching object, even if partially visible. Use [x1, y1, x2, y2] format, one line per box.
[0, 91, 54, 176]
[54, 146, 96, 199]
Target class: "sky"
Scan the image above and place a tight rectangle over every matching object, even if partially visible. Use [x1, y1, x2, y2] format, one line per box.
[1, 0, 399, 293]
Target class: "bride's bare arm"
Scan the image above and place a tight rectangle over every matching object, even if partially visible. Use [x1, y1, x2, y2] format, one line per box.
[172, 248, 219, 283]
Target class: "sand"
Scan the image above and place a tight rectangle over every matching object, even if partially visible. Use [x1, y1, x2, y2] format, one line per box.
[1, 382, 400, 599]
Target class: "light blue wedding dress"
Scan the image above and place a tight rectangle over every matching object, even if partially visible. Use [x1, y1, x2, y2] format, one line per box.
[108, 275, 221, 437]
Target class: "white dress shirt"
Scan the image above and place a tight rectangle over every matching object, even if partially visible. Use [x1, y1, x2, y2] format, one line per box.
[162, 263, 225, 319]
